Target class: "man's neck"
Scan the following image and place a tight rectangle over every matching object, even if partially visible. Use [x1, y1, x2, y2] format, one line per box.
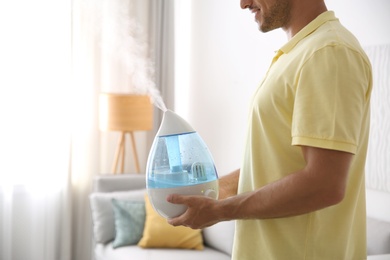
[283, 0, 328, 40]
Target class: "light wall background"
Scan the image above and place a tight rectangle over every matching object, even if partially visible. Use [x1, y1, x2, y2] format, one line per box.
[173, 0, 390, 198]
[103, 1, 390, 195]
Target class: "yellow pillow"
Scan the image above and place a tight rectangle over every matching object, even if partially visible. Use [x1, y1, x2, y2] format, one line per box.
[138, 194, 204, 250]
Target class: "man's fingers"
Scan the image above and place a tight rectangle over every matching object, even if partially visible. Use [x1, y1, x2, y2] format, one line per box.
[166, 194, 184, 204]
[167, 215, 187, 226]
[167, 193, 194, 205]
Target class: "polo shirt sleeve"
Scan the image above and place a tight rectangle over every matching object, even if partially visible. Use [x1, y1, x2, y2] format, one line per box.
[291, 44, 371, 154]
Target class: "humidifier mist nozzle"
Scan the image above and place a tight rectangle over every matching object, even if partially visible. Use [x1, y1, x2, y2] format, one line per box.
[156, 110, 195, 137]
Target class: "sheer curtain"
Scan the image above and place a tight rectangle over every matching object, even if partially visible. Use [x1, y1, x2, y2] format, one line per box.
[0, 0, 171, 259]
[0, 0, 74, 259]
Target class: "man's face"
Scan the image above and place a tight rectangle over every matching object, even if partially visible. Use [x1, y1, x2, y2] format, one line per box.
[240, 0, 291, 32]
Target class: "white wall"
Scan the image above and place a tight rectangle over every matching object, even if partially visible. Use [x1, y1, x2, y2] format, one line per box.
[175, 0, 285, 175]
[326, 0, 390, 46]
[174, 0, 390, 176]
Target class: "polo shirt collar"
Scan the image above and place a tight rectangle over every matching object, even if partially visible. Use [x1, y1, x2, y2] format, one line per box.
[279, 11, 338, 54]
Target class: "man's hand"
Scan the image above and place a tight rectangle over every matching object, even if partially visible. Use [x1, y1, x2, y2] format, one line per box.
[166, 194, 223, 229]
[166, 169, 240, 229]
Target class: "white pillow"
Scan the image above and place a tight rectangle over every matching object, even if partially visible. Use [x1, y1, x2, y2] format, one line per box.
[89, 189, 146, 244]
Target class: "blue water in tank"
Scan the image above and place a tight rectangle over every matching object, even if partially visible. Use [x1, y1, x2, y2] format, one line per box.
[146, 132, 218, 189]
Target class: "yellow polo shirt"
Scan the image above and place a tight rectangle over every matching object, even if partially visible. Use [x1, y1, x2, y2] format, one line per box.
[233, 11, 372, 260]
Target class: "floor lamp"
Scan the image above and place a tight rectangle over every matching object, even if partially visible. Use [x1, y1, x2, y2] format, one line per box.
[99, 93, 153, 174]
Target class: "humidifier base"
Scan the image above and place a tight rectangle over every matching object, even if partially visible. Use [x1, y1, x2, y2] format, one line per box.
[148, 180, 219, 219]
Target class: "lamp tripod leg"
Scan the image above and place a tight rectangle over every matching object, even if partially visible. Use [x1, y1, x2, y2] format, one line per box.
[120, 133, 125, 173]
[112, 132, 126, 174]
[129, 131, 140, 173]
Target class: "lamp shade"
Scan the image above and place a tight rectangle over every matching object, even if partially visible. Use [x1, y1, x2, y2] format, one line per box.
[99, 93, 153, 131]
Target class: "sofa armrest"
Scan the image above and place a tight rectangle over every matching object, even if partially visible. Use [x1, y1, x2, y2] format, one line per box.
[93, 173, 146, 192]
[203, 221, 235, 256]
[366, 188, 390, 256]
[367, 217, 390, 255]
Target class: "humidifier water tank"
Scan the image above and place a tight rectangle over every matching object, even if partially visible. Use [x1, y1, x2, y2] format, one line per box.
[146, 110, 219, 219]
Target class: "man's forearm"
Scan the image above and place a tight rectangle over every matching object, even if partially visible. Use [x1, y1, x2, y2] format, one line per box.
[219, 170, 330, 220]
[219, 147, 353, 220]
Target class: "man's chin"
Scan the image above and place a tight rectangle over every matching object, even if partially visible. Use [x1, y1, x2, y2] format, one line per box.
[257, 22, 278, 33]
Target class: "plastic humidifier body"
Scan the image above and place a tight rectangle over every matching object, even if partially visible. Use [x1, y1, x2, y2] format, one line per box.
[146, 110, 219, 219]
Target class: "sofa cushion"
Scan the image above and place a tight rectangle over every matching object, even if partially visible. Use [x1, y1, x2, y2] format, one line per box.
[89, 189, 146, 243]
[138, 195, 204, 250]
[111, 199, 146, 248]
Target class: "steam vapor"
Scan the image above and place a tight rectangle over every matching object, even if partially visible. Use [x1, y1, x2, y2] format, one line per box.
[99, 0, 167, 112]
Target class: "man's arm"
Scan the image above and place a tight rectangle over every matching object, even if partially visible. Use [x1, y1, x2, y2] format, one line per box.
[218, 168, 240, 200]
[222, 146, 353, 219]
[167, 146, 353, 228]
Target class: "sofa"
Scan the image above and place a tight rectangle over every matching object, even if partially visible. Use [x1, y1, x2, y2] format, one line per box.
[90, 173, 234, 260]
[90, 174, 390, 260]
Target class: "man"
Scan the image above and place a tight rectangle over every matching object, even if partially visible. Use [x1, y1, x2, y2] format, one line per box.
[167, 0, 372, 259]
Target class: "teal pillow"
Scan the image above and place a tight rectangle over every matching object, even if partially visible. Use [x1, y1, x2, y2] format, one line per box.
[111, 199, 146, 248]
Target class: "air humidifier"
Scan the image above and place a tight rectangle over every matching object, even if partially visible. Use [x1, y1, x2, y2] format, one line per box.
[146, 110, 219, 219]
